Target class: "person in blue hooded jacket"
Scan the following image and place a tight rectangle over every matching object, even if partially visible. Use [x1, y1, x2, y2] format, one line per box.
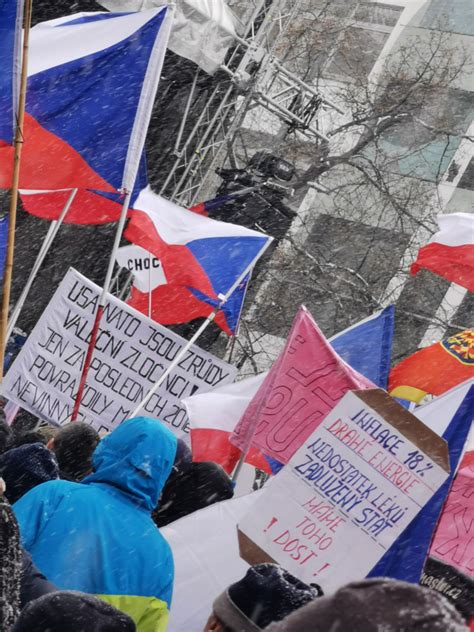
[13, 417, 177, 632]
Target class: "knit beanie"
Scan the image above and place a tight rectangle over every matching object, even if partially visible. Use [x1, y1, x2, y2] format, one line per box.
[154, 461, 234, 527]
[53, 422, 100, 481]
[12, 591, 136, 631]
[0, 492, 22, 631]
[0, 443, 59, 504]
[213, 564, 320, 631]
[264, 578, 468, 632]
[174, 438, 192, 467]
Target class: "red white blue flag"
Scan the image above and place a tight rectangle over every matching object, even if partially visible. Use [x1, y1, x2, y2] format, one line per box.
[0, 8, 172, 196]
[123, 187, 272, 334]
[411, 213, 474, 292]
[0, 0, 24, 145]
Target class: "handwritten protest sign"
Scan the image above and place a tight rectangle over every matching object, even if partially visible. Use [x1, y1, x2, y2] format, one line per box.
[1, 269, 236, 435]
[231, 306, 374, 463]
[421, 451, 474, 620]
[238, 389, 449, 592]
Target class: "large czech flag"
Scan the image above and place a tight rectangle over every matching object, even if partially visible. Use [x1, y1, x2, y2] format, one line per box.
[124, 187, 272, 334]
[0, 0, 23, 145]
[0, 9, 173, 197]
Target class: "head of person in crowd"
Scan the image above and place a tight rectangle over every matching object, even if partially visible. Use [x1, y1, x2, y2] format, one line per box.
[174, 437, 192, 468]
[49, 422, 100, 481]
[36, 422, 58, 445]
[12, 591, 136, 631]
[264, 578, 468, 632]
[204, 563, 321, 632]
[0, 443, 59, 504]
[8, 429, 48, 449]
[10, 409, 39, 438]
[0, 412, 12, 455]
[153, 460, 234, 527]
[0, 477, 22, 629]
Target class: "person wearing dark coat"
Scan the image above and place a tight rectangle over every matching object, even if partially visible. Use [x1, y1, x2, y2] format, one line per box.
[204, 564, 320, 632]
[0, 442, 59, 504]
[20, 548, 56, 609]
[1, 475, 56, 618]
[153, 461, 234, 527]
[0, 479, 21, 630]
[0, 415, 11, 455]
[50, 421, 100, 481]
[12, 591, 136, 631]
[263, 578, 468, 632]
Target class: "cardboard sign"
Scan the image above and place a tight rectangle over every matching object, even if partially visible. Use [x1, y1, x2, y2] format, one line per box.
[238, 389, 449, 592]
[1, 269, 236, 435]
[420, 451, 474, 620]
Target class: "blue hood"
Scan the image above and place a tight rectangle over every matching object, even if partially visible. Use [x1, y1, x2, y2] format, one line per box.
[83, 417, 177, 512]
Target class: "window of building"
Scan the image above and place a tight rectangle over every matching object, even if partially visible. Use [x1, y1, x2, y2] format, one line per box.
[319, 2, 403, 80]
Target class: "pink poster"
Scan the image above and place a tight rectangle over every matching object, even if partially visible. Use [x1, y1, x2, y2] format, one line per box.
[230, 306, 374, 463]
[430, 451, 474, 578]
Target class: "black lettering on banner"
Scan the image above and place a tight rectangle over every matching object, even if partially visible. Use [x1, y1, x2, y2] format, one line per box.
[38, 328, 70, 357]
[163, 404, 188, 429]
[111, 405, 132, 424]
[144, 392, 168, 418]
[67, 281, 99, 313]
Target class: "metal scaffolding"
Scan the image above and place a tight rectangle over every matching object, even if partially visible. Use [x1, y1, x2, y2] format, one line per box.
[160, 0, 344, 207]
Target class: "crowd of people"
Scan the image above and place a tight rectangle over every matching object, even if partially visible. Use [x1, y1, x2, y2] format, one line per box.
[0, 409, 469, 631]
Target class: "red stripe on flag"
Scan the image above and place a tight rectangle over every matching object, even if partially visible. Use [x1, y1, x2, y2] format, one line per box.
[0, 113, 116, 191]
[191, 428, 272, 475]
[128, 284, 233, 335]
[21, 189, 123, 224]
[411, 242, 474, 292]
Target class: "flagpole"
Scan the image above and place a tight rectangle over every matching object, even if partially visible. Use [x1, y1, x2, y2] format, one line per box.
[130, 238, 273, 418]
[148, 252, 152, 318]
[70, 191, 132, 421]
[0, 0, 33, 379]
[6, 189, 78, 341]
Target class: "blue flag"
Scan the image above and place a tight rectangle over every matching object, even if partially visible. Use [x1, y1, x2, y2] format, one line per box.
[367, 383, 474, 582]
[0, 0, 23, 144]
[0, 215, 8, 279]
[330, 305, 395, 388]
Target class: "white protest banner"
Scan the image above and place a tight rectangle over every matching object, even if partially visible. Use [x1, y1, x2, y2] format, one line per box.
[1, 268, 236, 435]
[238, 389, 450, 592]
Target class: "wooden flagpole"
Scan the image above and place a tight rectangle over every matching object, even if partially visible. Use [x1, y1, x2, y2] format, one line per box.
[0, 0, 33, 379]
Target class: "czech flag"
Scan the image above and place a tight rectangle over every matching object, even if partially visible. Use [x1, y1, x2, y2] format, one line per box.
[0, 0, 23, 145]
[389, 328, 474, 403]
[411, 213, 474, 292]
[0, 8, 173, 196]
[124, 187, 272, 335]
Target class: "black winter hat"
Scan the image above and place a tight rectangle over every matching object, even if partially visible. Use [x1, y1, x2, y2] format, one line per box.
[153, 461, 234, 527]
[12, 591, 136, 631]
[174, 438, 192, 467]
[53, 422, 100, 481]
[264, 578, 468, 632]
[213, 564, 320, 631]
[0, 443, 59, 504]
